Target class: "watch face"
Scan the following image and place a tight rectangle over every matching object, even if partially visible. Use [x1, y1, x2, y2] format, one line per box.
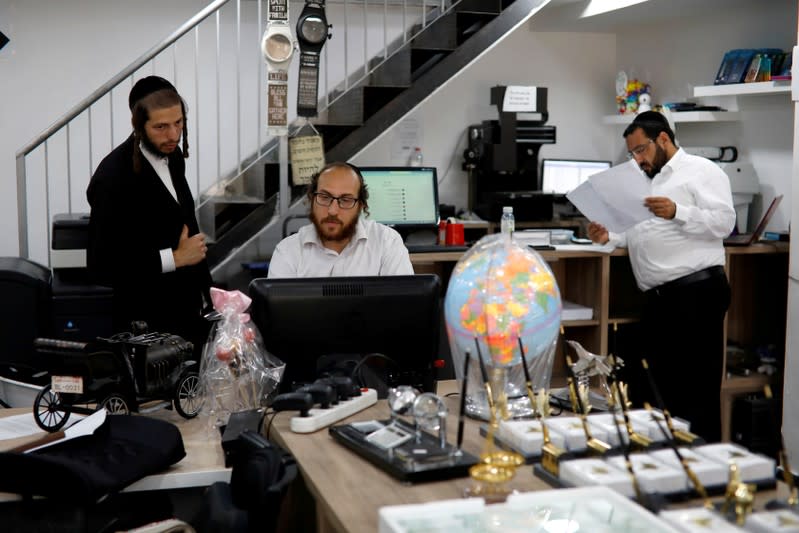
[299, 15, 327, 44]
[265, 33, 293, 63]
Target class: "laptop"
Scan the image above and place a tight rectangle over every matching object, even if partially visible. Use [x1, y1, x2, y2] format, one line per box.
[724, 194, 783, 246]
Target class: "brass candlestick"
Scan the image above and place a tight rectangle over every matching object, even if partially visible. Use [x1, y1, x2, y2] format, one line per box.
[518, 336, 564, 477]
[644, 401, 713, 510]
[641, 359, 702, 445]
[565, 355, 611, 456]
[722, 461, 756, 526]
[466, 340, 523, 502]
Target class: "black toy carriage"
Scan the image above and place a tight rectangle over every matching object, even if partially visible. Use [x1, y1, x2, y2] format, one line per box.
[31, 332, 202, 432]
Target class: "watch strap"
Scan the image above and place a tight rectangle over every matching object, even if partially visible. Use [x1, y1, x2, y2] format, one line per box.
[265, 0, 292, 135]
[268, 0, 289, 23]
[297, 52, 321, 117]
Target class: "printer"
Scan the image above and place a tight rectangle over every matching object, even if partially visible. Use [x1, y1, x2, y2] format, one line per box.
[50, 213, 113, 341]
[717, 162, 759, 232]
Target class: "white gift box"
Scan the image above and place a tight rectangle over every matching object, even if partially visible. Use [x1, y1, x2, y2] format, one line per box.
[559, 457, 635, 498]
[746, 510, 799, 533]
[649, 447, 729, 489]
[605, 453, 686, 494]
[587, 412, 650, 446]
[546, 416, 610, 452]
[379, 486, 683, 533]
[693, 443, 776, 483]
[496, 419, 566, 455]
[659, 507, 746, 532]
[627, 409, 691, 442]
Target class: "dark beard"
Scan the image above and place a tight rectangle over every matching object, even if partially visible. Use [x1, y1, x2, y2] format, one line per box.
[310, 209, 359, 243]
[643, 144, 669, 178]
[141, 132, 173, 158]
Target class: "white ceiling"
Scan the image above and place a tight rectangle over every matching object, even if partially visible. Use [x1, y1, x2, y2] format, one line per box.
[531, 0, 777, 33]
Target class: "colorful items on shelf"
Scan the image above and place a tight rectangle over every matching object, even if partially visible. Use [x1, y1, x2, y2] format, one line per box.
[615, 71, 652, 115]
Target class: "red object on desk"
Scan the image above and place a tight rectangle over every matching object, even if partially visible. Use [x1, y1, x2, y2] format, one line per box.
[445, 223, 465, 246]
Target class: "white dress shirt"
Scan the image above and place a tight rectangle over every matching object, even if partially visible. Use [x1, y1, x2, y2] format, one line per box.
[608, 148, 735, 291]
[140, 142, 178, 273]
[267, 217, 414, 278]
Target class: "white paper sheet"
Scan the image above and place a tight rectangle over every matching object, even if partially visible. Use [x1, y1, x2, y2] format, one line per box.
[0, 413, 44, 440]
[567, 160, 655, 233]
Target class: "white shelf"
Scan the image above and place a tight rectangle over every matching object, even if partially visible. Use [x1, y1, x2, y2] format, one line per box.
[602, 110, 740, 124]
[693, 80, 791, 97]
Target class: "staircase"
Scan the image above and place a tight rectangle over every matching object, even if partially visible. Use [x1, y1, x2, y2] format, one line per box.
[14, 0, 549, 285]
[206, 0, 547, 284]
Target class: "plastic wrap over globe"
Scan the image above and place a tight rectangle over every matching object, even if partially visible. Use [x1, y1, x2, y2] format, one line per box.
[444, 234, 562, 420]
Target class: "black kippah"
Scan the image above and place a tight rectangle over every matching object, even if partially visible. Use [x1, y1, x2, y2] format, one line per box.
[128, 76, 177, 110]
[632, 110, 668, 128]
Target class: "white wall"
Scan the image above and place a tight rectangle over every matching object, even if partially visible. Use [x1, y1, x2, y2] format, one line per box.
[783, 1, 799, 478]
[614, 0, 795, 232]
[0, 0, 210, 260]
[1, 0, 413, 264]
[353, 29, 617, 212]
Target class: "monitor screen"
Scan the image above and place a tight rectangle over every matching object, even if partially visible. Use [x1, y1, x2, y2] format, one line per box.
[541, 159, 611, 195]
[248, 275, 441, 394]
[358, 167, 439, 228]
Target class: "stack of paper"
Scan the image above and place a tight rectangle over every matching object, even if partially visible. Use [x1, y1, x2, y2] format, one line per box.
[513, 230, 551, 246]
[562, 300, 593, 321]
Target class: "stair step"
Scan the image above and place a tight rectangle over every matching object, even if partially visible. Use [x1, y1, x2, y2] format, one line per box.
[411, 13, 457, 49]
[200, 200, 263, 244]
[368, 48, 412, 87]
[315, 124, 361, 150]
[410, 49, 451, 81]
[454, 0, 502, 12]
[455, 12, 498, 45]
[325, 86, 408, 125]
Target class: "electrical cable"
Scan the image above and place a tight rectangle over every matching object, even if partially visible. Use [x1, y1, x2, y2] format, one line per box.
[349, 352, 399, 389]
[437, 129, 468, 186]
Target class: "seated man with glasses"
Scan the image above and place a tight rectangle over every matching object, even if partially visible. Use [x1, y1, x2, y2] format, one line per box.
[586, 111, 735, 443]
[267, 161, 413, 278]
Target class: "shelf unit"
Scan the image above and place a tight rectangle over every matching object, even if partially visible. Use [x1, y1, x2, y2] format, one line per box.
[410, 242, 789, 442]
[693, 80, 791, 97]
[602, 110, 741, 124]
[602, 80, 790, 125]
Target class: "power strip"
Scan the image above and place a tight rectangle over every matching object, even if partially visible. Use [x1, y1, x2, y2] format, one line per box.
[290, 388, 378, 433]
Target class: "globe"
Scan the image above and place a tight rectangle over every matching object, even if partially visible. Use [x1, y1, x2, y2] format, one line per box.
[444, 233, 562, 420]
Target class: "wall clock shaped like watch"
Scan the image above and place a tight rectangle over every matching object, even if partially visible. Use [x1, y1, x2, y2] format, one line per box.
[262, 0, 294, 135]
[296, 0, 332, 117]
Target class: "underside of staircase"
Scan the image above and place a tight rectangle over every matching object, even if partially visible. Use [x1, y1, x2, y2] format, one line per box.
[205, 0, 534, 270]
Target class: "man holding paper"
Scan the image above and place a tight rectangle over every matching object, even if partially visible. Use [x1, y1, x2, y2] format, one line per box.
[586, 111, 735, 443]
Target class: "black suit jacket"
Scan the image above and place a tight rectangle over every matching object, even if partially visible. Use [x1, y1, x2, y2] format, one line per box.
[86, 134, 212, 347]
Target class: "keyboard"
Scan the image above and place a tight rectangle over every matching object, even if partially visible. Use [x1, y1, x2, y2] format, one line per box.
[290, 388, 378, 433]
[405, 244, 470, 253]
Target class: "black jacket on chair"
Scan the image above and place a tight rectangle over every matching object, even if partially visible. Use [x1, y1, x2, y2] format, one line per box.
[87, 134, 212, 348]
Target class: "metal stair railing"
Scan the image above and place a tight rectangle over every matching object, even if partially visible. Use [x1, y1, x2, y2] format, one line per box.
[14, 0, 454, 267]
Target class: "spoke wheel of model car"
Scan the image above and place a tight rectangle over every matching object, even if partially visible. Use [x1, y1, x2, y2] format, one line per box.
[33, 384, 70, 432]
[174, 371, 202, 418]
[100, 393, 131, 415]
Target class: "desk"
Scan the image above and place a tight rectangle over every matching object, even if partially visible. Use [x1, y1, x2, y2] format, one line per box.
[0, 407, 230, 494]
[268, 396, 550, 533]
[269, 396, 788, 533]
[411, 243, 790, 442]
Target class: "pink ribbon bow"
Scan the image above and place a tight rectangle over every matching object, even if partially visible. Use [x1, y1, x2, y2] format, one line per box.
[210, 287, 251, 323]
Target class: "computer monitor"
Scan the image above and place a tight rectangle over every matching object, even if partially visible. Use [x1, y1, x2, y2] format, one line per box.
[358, 167, 439, 230]
[248, 275, 441, 394]
[541, 159, 611, 195]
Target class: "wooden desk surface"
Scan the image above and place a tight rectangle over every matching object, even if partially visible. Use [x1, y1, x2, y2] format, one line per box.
[269, 397, 547, 533]
[269, 395, 788, 533]
[0, 406, 230, 494]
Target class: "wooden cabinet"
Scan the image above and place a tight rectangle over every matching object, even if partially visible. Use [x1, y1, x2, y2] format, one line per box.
[411, 242, 788, 441]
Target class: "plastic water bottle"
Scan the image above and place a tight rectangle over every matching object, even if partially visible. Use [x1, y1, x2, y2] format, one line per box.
[409, 147, 423, 167]
[500, 206, 515, 237]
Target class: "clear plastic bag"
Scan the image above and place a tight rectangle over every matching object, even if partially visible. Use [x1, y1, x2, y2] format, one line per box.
[200, 287, 285, 427]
